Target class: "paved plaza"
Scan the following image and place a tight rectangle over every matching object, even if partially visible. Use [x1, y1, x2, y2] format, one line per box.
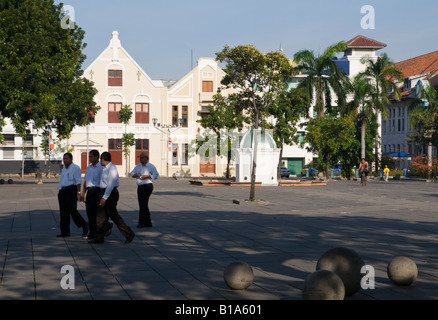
[0, 175, 438, 302]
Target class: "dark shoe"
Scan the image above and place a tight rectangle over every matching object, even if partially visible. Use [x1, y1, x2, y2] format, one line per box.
[105, 223, 113, 237]
[57, 234, 70, 238]
[137, 223, 152, 228]
[82, 222, 89, 236]
[124, 233, 135, 244]
[88, 239, 104, 244]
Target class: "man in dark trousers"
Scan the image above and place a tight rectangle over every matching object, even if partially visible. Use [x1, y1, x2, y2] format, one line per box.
[57, 152, 88, 237]
[80, 149, 103, 240]
[130, 152, 159, 228]
[89, 151, 135, 244]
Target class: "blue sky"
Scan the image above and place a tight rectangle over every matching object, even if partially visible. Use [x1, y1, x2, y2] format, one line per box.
[56, 0, 438, 80]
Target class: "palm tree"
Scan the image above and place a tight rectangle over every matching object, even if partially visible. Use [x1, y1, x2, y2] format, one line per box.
[344, 76, 374, 159]
[359, 53, 403, 172]
[408, 85, 438, 145]
[293, 41, 352, 119]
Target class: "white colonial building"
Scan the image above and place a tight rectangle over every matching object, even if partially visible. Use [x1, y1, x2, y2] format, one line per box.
[382, 50, 438, 169]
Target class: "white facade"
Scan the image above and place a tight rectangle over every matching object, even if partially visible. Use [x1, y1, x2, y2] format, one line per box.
[382, 51, 438, 169]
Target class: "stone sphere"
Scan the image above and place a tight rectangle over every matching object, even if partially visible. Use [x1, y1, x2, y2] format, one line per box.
[387, 256, 418, 286]
[316, 247, 365, 296]
[223, 261, 254, 290]
[302, 270, 345, 300]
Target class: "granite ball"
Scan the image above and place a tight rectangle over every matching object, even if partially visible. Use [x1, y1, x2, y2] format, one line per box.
[223, 261, 254, 290]
[302, 270, 345, 300]
[387, 256, 418, 286]
[316, 247, 365, 296]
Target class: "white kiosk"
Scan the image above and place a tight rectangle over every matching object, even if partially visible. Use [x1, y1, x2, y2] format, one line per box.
[234, 127, 280, 186]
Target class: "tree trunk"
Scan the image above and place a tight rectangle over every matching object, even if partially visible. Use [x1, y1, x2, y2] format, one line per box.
[361, 119, 367, 159]
[226, 147, 231, 179]
[277, 147, 284, 180]
[249, 110, 259, 201]
[325, 153, 331, 178]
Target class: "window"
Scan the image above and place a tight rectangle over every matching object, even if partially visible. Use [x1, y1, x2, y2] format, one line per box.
[135, 139, 149, 159]
[404, 78, 411, 90]
[172, 143, 178, 165]
[296, 132, 305, 144]
[181, 106, 188, 127]
[202, 81, 213, 92]
[108, 102, 122, 123]
[3, 149, 14, 159]
[182, 143, 188, 165]
[108, 139, 123, 165]
[172, 105, 179, 126]
[2, 134, 15, 145]
[108, 70, 123, 87]
[135, 103, 149, 124]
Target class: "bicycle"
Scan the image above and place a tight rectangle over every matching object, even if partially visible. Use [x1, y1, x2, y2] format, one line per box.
[360, 170, 367, 186]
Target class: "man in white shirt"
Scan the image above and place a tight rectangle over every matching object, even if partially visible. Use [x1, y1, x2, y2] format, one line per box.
[81, 150, 103, 240]
[130, 152, 159, 228]
[89, 151, 135, 244]
[57, 153, 88, 237]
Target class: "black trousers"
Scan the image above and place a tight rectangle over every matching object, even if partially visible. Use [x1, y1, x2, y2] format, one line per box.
[95, 188, 134, 242]
[58, 186, 87, 235]
[137, 183, 153, 225]
[85, 187, 100, 238]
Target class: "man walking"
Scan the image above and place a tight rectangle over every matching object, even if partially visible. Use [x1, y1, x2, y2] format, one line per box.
[130, 152, 159, 228]
[89, 152, 135, 244]
[57, 153, 88, 238]
[81, 150, 103, 240]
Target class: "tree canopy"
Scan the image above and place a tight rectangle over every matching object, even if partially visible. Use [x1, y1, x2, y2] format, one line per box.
[216, 45, 294, 200]
[294, 41, 351, 118]
[0, 0, 98, 138]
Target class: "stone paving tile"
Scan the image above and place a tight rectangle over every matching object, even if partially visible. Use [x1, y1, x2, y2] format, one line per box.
[1, 177, 438, 303]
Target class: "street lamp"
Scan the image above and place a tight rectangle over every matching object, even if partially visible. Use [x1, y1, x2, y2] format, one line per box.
[152, 117, 183, 177]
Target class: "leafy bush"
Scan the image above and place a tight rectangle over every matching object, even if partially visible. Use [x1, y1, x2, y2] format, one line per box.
[410, 155, 438, 178]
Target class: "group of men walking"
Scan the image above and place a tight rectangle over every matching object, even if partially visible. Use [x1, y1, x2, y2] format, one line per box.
[57, 150, 159, 244]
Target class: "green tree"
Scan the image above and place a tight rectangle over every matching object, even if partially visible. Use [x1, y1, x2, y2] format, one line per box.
[0, 0, 98, 139]
[359, 53, 403, 172]
[117, 104, 135, 177]
[343, 75, 374, 159]
[304, 116, 356, 178]
[197, 93, 250, 179]
[266, 88, 310, 179]
[293, 41, 352, 119]
[408, 85, 438, 146]
[334, 115, 378, 180]
[216, 45, 293, 201]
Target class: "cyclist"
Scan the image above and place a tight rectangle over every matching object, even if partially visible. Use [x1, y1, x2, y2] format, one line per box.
[358, 158, 369, 186]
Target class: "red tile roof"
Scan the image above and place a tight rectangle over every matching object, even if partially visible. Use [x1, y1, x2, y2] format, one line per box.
[395, 51, 438, 79]
[346, 35, 387, 49]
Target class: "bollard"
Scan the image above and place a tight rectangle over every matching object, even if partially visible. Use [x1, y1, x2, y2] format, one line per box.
[331, 169, 334, 178]
[306, 168, 309, 178]
[403, 169, 407, 177]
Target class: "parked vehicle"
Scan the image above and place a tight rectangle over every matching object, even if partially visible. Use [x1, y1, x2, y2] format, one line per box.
[332, 164, 343, 174]
[280, 167, 290, 178]
[303, 165, 318, 175]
